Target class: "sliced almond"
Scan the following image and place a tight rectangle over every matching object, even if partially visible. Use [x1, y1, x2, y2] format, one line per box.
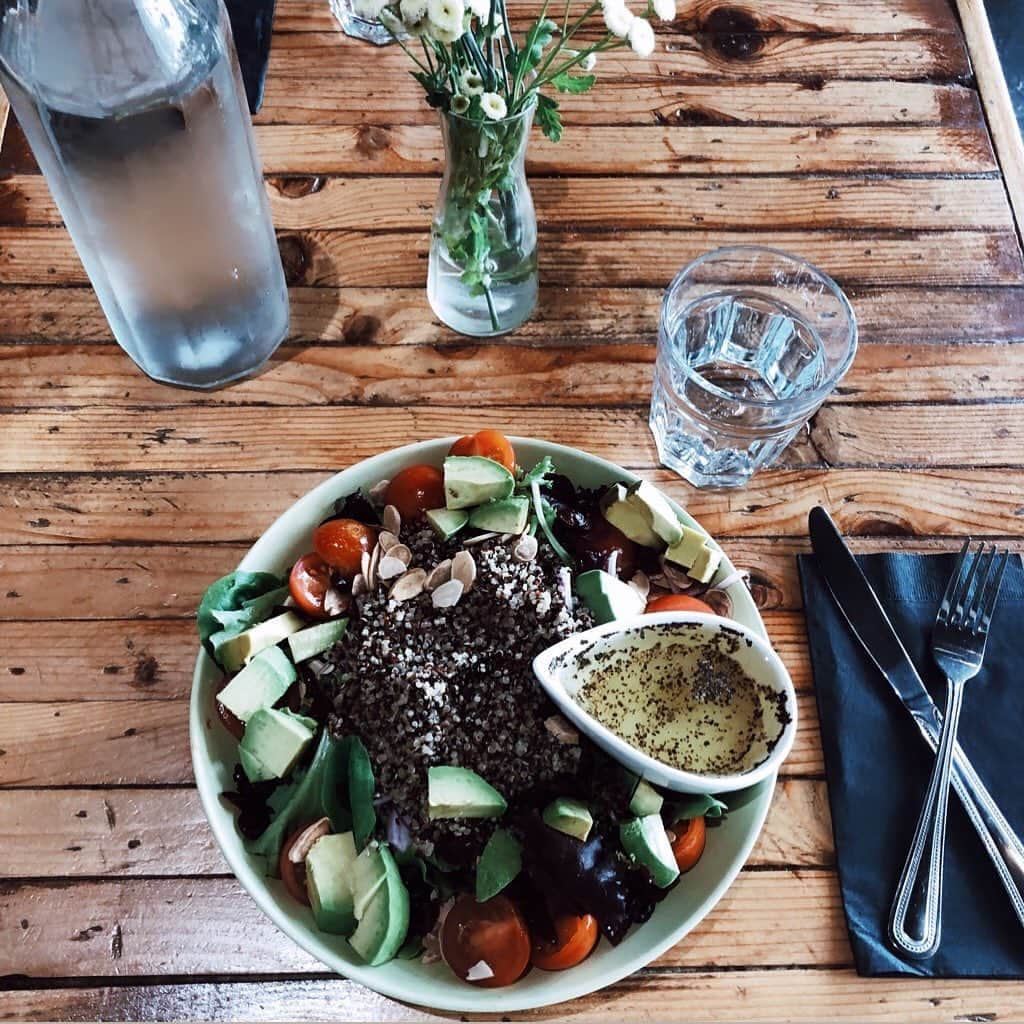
[387, 544, 412, 567]
[425, 559, 452, 591]
[368, 478, 391, 505]
[390, 568, 427, 602]
[513, 533, 538, 562]
[431, 578, 464, 609]
[378, 554, 410, 580]
[629, 570, 650, 603]
[366, 543, 381, 591]
[378, 530, 401, 553]
[462, 531, 498, 547]
[287, 816, 332, 863]
[351, 573, 368, 597]
[452, 550, 476, 592]
[544, 714, 580, 746]
[382, 504, 401, 536]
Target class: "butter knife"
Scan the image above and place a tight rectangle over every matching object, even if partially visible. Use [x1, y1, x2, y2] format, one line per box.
[808, 506, 1024, 933]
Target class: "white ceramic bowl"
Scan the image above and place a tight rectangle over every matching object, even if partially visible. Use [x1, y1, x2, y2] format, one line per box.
[189, 437, 778, 1013]
[533, 612, 798, 794]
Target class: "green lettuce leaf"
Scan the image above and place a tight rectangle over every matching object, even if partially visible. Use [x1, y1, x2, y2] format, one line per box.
[197, 571, 284, 659]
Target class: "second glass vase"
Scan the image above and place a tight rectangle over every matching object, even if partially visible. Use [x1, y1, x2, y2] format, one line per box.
[427, 103, 538, 337]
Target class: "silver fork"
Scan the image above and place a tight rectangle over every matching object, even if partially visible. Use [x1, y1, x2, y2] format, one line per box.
[888, 540, 1010, 959]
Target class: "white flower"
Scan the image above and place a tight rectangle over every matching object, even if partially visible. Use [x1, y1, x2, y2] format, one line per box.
[651, 0, 675, 20]
[458, 68, 484, 96]
[466, 0, 489, 19]
[582, 52, 597, 71]
[450, 94, 471, 115]
[399, 0, 428, 23]
[380, 7, 406, 32]
[427, 0, 464, 32]
[480, 91, 508, 120]
[427, 18, 462, 41]
[353, 0, 388, 17]
[602, 0, 634, 38]
[628, 15, 655, 55]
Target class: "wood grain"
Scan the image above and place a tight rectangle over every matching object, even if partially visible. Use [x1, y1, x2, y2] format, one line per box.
[4, 175, 1012, 231]
[1, 285, 1022, 347]
[0, 778, 832, 878]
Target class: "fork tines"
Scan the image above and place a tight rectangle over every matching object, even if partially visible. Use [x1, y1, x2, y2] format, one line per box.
[937, 540, 1010, 635]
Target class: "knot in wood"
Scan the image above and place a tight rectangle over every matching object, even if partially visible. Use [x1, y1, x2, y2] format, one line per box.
[702, 5, 765, 62]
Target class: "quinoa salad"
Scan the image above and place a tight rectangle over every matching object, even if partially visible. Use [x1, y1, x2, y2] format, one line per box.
[198, 431, 739, 987]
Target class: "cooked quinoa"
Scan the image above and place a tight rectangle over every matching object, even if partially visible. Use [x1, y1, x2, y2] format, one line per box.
[323, 527, 592, 853]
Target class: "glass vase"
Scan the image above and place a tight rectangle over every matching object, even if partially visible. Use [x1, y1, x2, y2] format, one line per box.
[427, 103, 538, 337]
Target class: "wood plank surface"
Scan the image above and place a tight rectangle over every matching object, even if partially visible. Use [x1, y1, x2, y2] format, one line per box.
[2, 0, 1023, 1019]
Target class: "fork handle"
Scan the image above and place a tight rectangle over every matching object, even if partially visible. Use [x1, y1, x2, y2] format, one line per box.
[889, 678, 965, 959]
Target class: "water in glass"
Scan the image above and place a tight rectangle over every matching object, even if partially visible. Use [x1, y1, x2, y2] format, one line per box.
[0, 0, 289, 389]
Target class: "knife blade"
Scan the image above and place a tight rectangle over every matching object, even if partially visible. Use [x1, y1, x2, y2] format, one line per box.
[808, 506, 1024, 931]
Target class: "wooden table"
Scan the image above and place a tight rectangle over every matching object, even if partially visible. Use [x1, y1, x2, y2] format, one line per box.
[2, 0, 1024, 1019]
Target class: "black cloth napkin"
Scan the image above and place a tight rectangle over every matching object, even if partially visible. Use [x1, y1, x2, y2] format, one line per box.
[798, 549, 1024, 977]
[225, 0, 277, 114]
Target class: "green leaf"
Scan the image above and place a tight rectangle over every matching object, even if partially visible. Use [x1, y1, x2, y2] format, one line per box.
[197, 571, 284, 660]
[666, 794, 728, 824]
[346, 735, 377, 851]
[535, 93, 563, 143]
[476, 827, 522, 901]
[517, 456, 556, 492]
[521, 16, 557, 68]
[530, 480, 574, 565]
[552, 71, 596, 94]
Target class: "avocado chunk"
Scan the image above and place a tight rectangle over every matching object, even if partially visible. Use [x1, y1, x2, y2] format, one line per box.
[687, 543, 722, 584]
[428, 766, 507, 819]
[349, 845, 410, 966]
[625, 480, 683, 547]
[468, 496, 530, 535]
[444, 456, 515, 510]
[628, 779, 664, 817]
[476, 827, 522, 902]
[238, 707, 318, 782]
[351, 841, 388, 918]
[664, 525, 709, 571]
[600, 484, 662, 548]
[287, 618, 348, 663]
[575, 569, 645, 624]
[215, 611, 306, 672]
[306, 831, 358, 935]
[216, 645, 297, 724]
[542, 797, 593, 842]
[426, 507, 470, 540]
[620, 814, 679, 888]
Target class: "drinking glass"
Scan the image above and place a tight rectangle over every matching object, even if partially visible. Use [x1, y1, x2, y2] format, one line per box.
[650, 246, 857, 489]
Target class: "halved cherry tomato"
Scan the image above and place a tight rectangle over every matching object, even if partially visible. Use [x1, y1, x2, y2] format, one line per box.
[279, 825, 313, 906]
[531, 914, 599, 971]
[575, 518, 638, 580]
[313, 519, 376, 579]
[289, 552, 333, 617]
[384, 464, 445, 521]
[645, 593, 717, 616]
[669, 815, 707, 873]
[440, 893, 531, 988]
[448, 430, 516, 473]
[215, 677, 245, 740]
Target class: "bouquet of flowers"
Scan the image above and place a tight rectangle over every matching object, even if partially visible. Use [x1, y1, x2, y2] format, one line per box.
[359, 0, 675, 334]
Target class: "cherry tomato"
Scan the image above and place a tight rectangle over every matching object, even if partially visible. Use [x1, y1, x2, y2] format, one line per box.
[531, 914, 599, 971]
[645, 593, 717, 616]
[440, 893, 531, 988]
[279, 826, 313, 906]
[448, 430, 516, 473]
[215, 677, 245, 740]
[575, 518, 638, 580]
[289, 552, 333, 617]
[313, 519, 376, 579]
[669, 815, 707, 873]
[384, 464, 445, 521]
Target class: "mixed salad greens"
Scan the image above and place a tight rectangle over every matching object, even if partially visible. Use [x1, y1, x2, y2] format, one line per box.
[198, 430, 739, 986]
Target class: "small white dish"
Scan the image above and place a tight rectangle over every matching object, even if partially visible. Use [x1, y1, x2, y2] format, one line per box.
[533, 611, 798, 794]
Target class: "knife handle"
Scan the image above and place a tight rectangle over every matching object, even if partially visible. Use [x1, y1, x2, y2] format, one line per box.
[912, 710, 1024, 931]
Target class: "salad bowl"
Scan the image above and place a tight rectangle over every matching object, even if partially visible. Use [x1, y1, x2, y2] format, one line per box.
[189, 436, 777, 1013]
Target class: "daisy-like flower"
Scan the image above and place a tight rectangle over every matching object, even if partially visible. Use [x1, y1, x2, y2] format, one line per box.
[480, 91, 508, 120]
[427, 0, 464, 33]
[380, 6, 405, 31]
[627, 15, 655, 55]
[582, 52, 597, 71]
[651, 0, 675, 20]
[602, 0, 634, 38]
[353, 0, 388, 16]
[458, 68, 485, 96]
[427, 18, 462, 41]
[450, 93, 471, 115]
[466, 0, 489, 19]
[399, 0, 428, 24]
